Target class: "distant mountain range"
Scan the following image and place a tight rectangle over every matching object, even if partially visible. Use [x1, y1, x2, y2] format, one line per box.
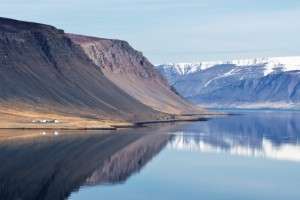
[156, 57, 300, 109]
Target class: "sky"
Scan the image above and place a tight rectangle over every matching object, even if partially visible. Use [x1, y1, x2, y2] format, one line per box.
[1, 0, 300, 63]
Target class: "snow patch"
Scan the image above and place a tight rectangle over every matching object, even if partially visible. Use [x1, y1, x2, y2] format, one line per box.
[157, 56, 300, 76]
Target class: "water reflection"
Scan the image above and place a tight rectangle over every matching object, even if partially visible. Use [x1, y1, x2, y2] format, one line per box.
[2, 111, 300, 200]
[168, 111, 300, 162]
[169, 133, 300, 162]
[84, 134, 169, 186]
[0, 125, 175, 200]
[70, 111, 300, 200]
[39, 131, 59, 136]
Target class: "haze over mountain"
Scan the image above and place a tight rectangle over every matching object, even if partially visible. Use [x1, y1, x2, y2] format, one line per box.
[156, 57, 300, 109]
[0, 17, 206, 127]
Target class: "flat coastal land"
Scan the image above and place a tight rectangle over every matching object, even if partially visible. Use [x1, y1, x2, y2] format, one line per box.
[0, 108, 223, 130]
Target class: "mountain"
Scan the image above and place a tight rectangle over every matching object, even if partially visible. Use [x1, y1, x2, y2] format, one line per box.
[156, 57, 300, 108]
[0, 17, 170, 126]
[0, 17, 209, 128]
[67, 34, 206, 115]
[157, 57, 300, 77]
[191, 71, 300, 108]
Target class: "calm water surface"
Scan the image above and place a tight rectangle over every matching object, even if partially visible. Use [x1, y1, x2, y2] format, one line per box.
[1, 110, 300, 200]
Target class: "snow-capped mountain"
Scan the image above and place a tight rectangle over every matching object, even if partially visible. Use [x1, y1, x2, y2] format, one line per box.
[157, 57, 300, 77]
[156, 56, 300, 109]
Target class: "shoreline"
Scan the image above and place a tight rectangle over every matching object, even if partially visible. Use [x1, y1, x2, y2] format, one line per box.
[0, 114, 227, 130]
[134, 117, 210, 126]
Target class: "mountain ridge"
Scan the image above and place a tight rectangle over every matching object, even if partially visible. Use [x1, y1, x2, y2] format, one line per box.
[0, 17, 171, 127]
[157, 56, 300, 77]
[68, 33, 207, 115]
[0, 17, 209, 128]
[156, 56, 300, 109]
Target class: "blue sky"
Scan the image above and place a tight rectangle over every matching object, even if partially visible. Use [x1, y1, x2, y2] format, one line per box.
[1, 0, 300, 63]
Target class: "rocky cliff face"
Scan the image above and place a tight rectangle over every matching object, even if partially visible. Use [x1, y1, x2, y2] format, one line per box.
[67, 34, 167, 82]
[68, 34, 207, 115]
[0, 17, 169, 122]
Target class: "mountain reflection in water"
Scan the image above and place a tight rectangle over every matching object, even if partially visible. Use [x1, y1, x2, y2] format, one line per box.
[169, 134, 300, 162]
[0, 124, 177, 200]
[2, 111, 300, 200]
[168, 111, 300, 162]
[84, 133, 168, 186]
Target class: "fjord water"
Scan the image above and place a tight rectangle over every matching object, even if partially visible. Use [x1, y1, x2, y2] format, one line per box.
[69, 110, 300, 200]
[1, 110, 300, 200]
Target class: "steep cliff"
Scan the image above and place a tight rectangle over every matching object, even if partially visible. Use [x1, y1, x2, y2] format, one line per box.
[68, 34, 207, 115]
[0, 17, 169, 123]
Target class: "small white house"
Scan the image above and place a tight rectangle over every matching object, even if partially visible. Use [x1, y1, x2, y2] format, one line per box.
[53, 119, 59, 123]
[40, 119, 47, 123]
